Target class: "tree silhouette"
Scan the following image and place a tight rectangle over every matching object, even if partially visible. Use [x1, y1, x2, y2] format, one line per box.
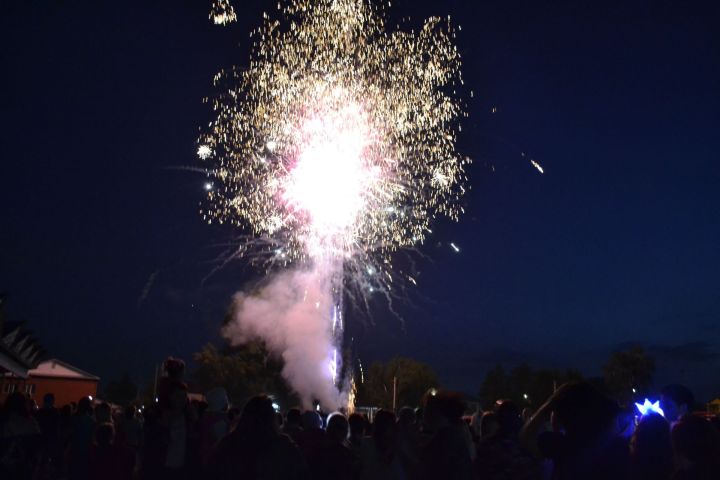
[192, 341, 295, 408]
[357, 357, 438, 410]
[479, 363, 583, 408]
[104, 373, 138, 406]
[479, 363, 507, 408]
[603, 345, 655, 404]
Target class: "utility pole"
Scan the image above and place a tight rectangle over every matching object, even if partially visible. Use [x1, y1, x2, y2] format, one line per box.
[392, 375, 398, 412]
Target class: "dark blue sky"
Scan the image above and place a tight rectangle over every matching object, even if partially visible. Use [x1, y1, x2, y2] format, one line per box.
[1, 1, 719, 399]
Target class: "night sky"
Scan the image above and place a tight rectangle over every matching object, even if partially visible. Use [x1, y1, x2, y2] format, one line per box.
[2, 1, 719, 400]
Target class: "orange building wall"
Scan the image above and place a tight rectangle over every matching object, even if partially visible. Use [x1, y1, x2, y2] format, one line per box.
[1, 376, 98, 407]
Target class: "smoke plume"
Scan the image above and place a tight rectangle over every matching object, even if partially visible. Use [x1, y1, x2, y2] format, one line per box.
[222, 265, 342, 410]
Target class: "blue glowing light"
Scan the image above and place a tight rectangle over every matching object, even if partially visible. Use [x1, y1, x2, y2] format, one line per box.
[635, 398, 664, 417]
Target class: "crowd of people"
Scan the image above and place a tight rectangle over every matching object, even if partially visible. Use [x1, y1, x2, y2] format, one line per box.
[1, 357, 719, 480]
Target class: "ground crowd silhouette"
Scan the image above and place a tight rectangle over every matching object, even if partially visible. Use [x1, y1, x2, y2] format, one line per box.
[2, 357, 719, 480]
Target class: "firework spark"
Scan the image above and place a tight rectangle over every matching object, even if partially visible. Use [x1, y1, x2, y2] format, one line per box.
[210, 0, 237, 26]
[530, 159, 544, 174]
[202, 0, 468, 409]
[199, 0, 468, 282]
[197, 144, 212, 160]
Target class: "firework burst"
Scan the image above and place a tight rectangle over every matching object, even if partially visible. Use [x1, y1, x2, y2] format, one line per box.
[203, 0, 468, 408]
[200, 0, 468, 289]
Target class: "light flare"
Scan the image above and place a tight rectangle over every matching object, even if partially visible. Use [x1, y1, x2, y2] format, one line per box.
[197, 145, 212, 160]
[635, 398, 664, 417]
[281, 101, 377, 254]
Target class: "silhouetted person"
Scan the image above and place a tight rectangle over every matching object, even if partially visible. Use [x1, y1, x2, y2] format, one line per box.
[68, 396, 96, 480]
[348, 412, 366, 459]
[520, 382, 629, 480]
[0, 391, 41, 480]
[311, 412, 356, 480]
[139, 380, 196, 479]
[360, 409, 404, 480]
[469, 411, 483, 442]
[35, 392, 59, 440]
[282, 407, 303, 444]
[296, 410, 325, 460]
[396, 406, 422, 478]
[209, 394, 306, 479]
[162, 381, 193, 476]
[59, 404, 74, 450]
[660, 384, 695, 424]
[95, 402, 113, 425]
[198, 387, 229, 465]
[475, 399, 541, 479]
[116, 405, 142, 449]
[420, 392, 474, 480]
[672, 414, 720, 480]
[157, 357, 186, 411]
[35, 392, 61, 475]
[89, 422, 134, 480]
[139, 402, 163, 479]
[629, 412, 673, 480]
[479, 411, 499, 441]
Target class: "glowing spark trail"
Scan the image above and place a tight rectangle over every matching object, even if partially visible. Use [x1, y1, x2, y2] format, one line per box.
[530, 159, 544, 174]
[210, 0, 237, 26]
[201, 0, 468, 409]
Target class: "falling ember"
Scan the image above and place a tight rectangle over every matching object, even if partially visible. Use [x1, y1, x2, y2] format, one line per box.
[197, 145, 212, 160]
[530, 159, 544, 174]
[201, 0, 469, 408]
[346, 376, 357, 414]
[210, 0, 237, 26]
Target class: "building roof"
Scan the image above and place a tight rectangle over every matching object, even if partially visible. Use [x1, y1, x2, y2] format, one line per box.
[0, 297, 45, 377]
[28, 359, 99, 381]
[0, 322, 45, 378]
[0, 350, 32, 378]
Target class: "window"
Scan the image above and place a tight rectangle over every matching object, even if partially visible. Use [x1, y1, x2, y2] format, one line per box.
[24, 384, 36, 395]
[2, 383, 16, 394]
